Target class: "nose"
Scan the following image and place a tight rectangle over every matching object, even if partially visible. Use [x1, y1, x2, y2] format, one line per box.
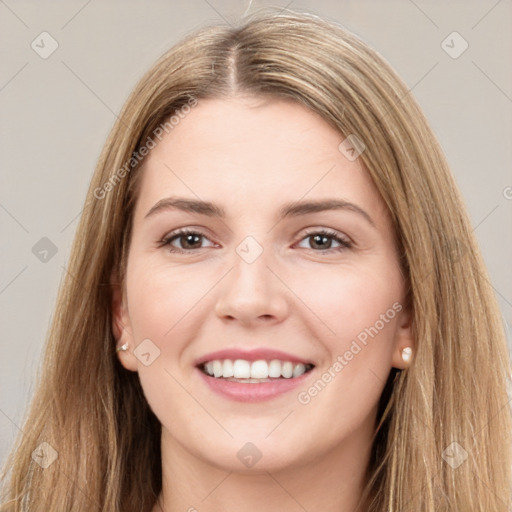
[214, 248, 289, 326]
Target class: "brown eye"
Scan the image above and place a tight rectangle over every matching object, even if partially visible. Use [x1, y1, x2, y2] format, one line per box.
[297, 229, 352, 252]
[175, 233, 203, 250]
[162, 230, 214, 253]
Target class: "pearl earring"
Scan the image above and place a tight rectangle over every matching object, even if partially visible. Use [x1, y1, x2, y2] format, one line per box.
[116, 342, 129, 353]
[402, 346, 412, 363]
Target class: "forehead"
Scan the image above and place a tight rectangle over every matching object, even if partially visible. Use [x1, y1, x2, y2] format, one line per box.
[133, 95, 387, 221]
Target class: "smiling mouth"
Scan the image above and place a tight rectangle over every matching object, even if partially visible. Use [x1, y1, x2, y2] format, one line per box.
[199, 358, 315, 382]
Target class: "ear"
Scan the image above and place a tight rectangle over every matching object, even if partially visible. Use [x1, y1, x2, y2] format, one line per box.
[111, 274, 138, 372]
[391, 304, 415, 370]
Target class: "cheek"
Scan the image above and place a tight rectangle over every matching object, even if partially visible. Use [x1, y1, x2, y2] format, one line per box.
[291, 264, 403, 426]
[293, 261, 403, 352]
[126, 258, 208, 341]
[124, 260, 208, 424]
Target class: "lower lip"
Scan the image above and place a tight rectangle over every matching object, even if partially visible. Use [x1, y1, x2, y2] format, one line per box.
[197, 367, 314, 402]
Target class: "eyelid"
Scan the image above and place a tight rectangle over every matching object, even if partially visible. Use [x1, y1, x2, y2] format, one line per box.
[299, 227, 352, 243]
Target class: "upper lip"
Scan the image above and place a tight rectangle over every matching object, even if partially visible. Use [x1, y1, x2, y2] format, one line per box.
[195, 348, 315, 367]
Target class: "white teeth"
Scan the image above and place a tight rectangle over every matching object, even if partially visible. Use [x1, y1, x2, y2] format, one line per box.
[212, 360, 223, 378]
[222, 359, 234, 378]
[233, 359, 251, 379]
[250, 360, 268, 379]
[281, 361, 293, 378]
[268, 359, 282, 378]
[201, 358, 312, 380]
[292, 363, 306, 377]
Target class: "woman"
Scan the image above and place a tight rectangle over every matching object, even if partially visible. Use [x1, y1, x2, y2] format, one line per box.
[1, 8, 511, 512]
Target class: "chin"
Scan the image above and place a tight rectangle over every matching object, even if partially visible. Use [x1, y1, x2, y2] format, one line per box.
[188, 433, 308, 474]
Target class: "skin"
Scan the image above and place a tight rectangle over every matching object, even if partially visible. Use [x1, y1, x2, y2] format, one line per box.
[112, 95, 414, 512]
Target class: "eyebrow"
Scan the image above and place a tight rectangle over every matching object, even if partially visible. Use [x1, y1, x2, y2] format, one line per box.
[144, 196, 375, 227]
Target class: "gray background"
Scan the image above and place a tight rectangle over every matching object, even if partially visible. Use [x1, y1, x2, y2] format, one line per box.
[1, 0, 511, 466]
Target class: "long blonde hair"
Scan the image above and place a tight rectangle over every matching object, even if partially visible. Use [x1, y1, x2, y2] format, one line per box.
[2, 8, 511, 511]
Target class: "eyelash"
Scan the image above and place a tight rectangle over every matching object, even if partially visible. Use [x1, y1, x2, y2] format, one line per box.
[159, 228, 353, 254]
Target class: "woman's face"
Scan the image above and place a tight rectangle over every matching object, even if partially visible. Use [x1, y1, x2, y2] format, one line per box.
[114, 95, 413, 473]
